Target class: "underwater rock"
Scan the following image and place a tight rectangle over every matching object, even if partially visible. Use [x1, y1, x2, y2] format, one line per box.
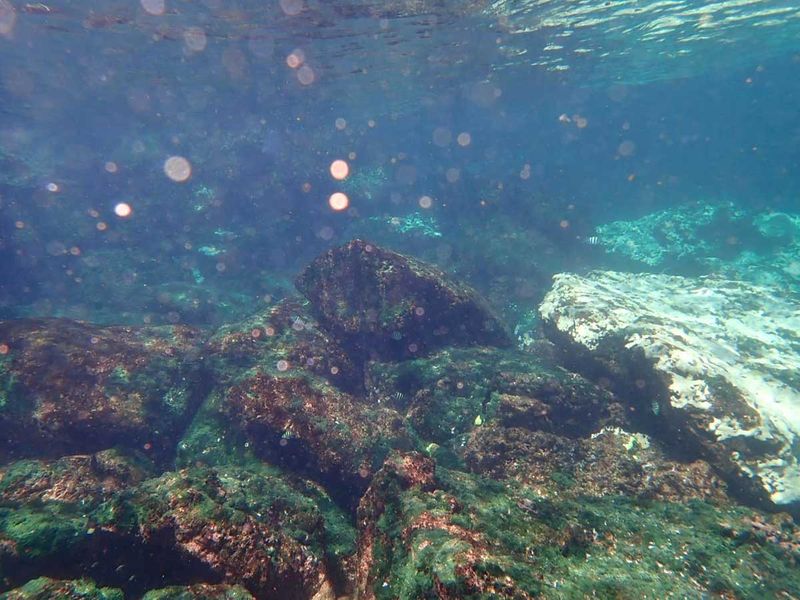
[98, 465, 347, 600]
[0, 449, 151, 507]
[223, 372, 411, 509]
[356, 452, 800, 599]
[140, 584, 255, 599]
[0, 461, 354, 598]
[539, 270, 800, 514]
[367, 346, 619, 449]
[295, 239, 511, 362]
[0, 318, 205, 463]
[0, 577, 123, 599]
[0, 450, 153, 592]
[464, 425, 729, 503]
[204, 298, 361, 394]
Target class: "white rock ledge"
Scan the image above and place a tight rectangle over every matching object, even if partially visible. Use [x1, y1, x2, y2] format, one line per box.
[539, 270, 800, 511]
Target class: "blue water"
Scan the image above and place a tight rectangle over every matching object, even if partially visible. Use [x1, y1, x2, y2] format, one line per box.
[1, 0, 798, 324]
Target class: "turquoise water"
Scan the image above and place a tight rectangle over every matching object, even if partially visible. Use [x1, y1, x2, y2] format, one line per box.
[1, 0, 798, 323]
[0, 1, 799, 598]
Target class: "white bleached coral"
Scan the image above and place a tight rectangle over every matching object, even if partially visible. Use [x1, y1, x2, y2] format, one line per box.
[539, 270, 800, 509]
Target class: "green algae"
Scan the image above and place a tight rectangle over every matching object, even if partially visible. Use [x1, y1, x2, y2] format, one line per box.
[0, 577, 123, 600]
[366, 461, 800, 599]
[0, 506, 88, 560]
[140, 584, 254, 600]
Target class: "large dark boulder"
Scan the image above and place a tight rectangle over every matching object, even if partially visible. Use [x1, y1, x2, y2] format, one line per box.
[295, 240, 511, 362]
[0, 318, 205, 463]
[223, 372, 411, 510]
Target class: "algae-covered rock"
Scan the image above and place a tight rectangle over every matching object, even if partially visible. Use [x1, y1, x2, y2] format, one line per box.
[0, 449, 152, 507]
[539, 270, 800, 514]
[593, 200, 753, 267]
[141, 584, 255, 600]
[592, 201, 800, 292]
[356, 452, 800, 599]
[464, 425, 728, 503]
[0, 577, 123, 600]
[0, 450, 153, 592]
[0, 456, 354, 597]
[98, 464, 352, 599]
[367, 346, 619, 450]
[0, 318, 205, 462]
[223, 372, 411, 509]
[204, 298, 361, 394]
[295, 239, 511, 362]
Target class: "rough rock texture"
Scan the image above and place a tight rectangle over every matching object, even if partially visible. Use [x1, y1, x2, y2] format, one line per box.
[465, 425, 729, 503]
[204, 298, 361, 394]
[0, 318, 205, 462]
[295, 239, 511, 362]
[140, 584, 255, 599]
[355, 452, 800, 599]
[539, 270, 800, 513]
[367, 346, 621, 451]
[0, 577, 123, 600]
[223, 373, 411, 509]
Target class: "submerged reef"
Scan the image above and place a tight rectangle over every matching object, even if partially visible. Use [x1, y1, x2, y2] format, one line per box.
[592, 200, 800, 291]
[0, 240, 798, 598]
[593, 200, 751, 267]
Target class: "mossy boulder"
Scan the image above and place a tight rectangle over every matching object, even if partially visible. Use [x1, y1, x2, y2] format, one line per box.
[356, 452, 800, 599]
[204, 298, 361, 394]
[0, 449, 152, 508]
[140, 584, 255, 600]
[0, 454, 354, 598]
[367, 346, 620, 453]
[97, 464, 353, 599]
[0, 318, 205, 463]
[0, 577, 122, 600]
[295, 239, 511, 363]
[222, 372, 411, 510]
[464, 425, 729, 503]
[0, 450, 152, 592]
